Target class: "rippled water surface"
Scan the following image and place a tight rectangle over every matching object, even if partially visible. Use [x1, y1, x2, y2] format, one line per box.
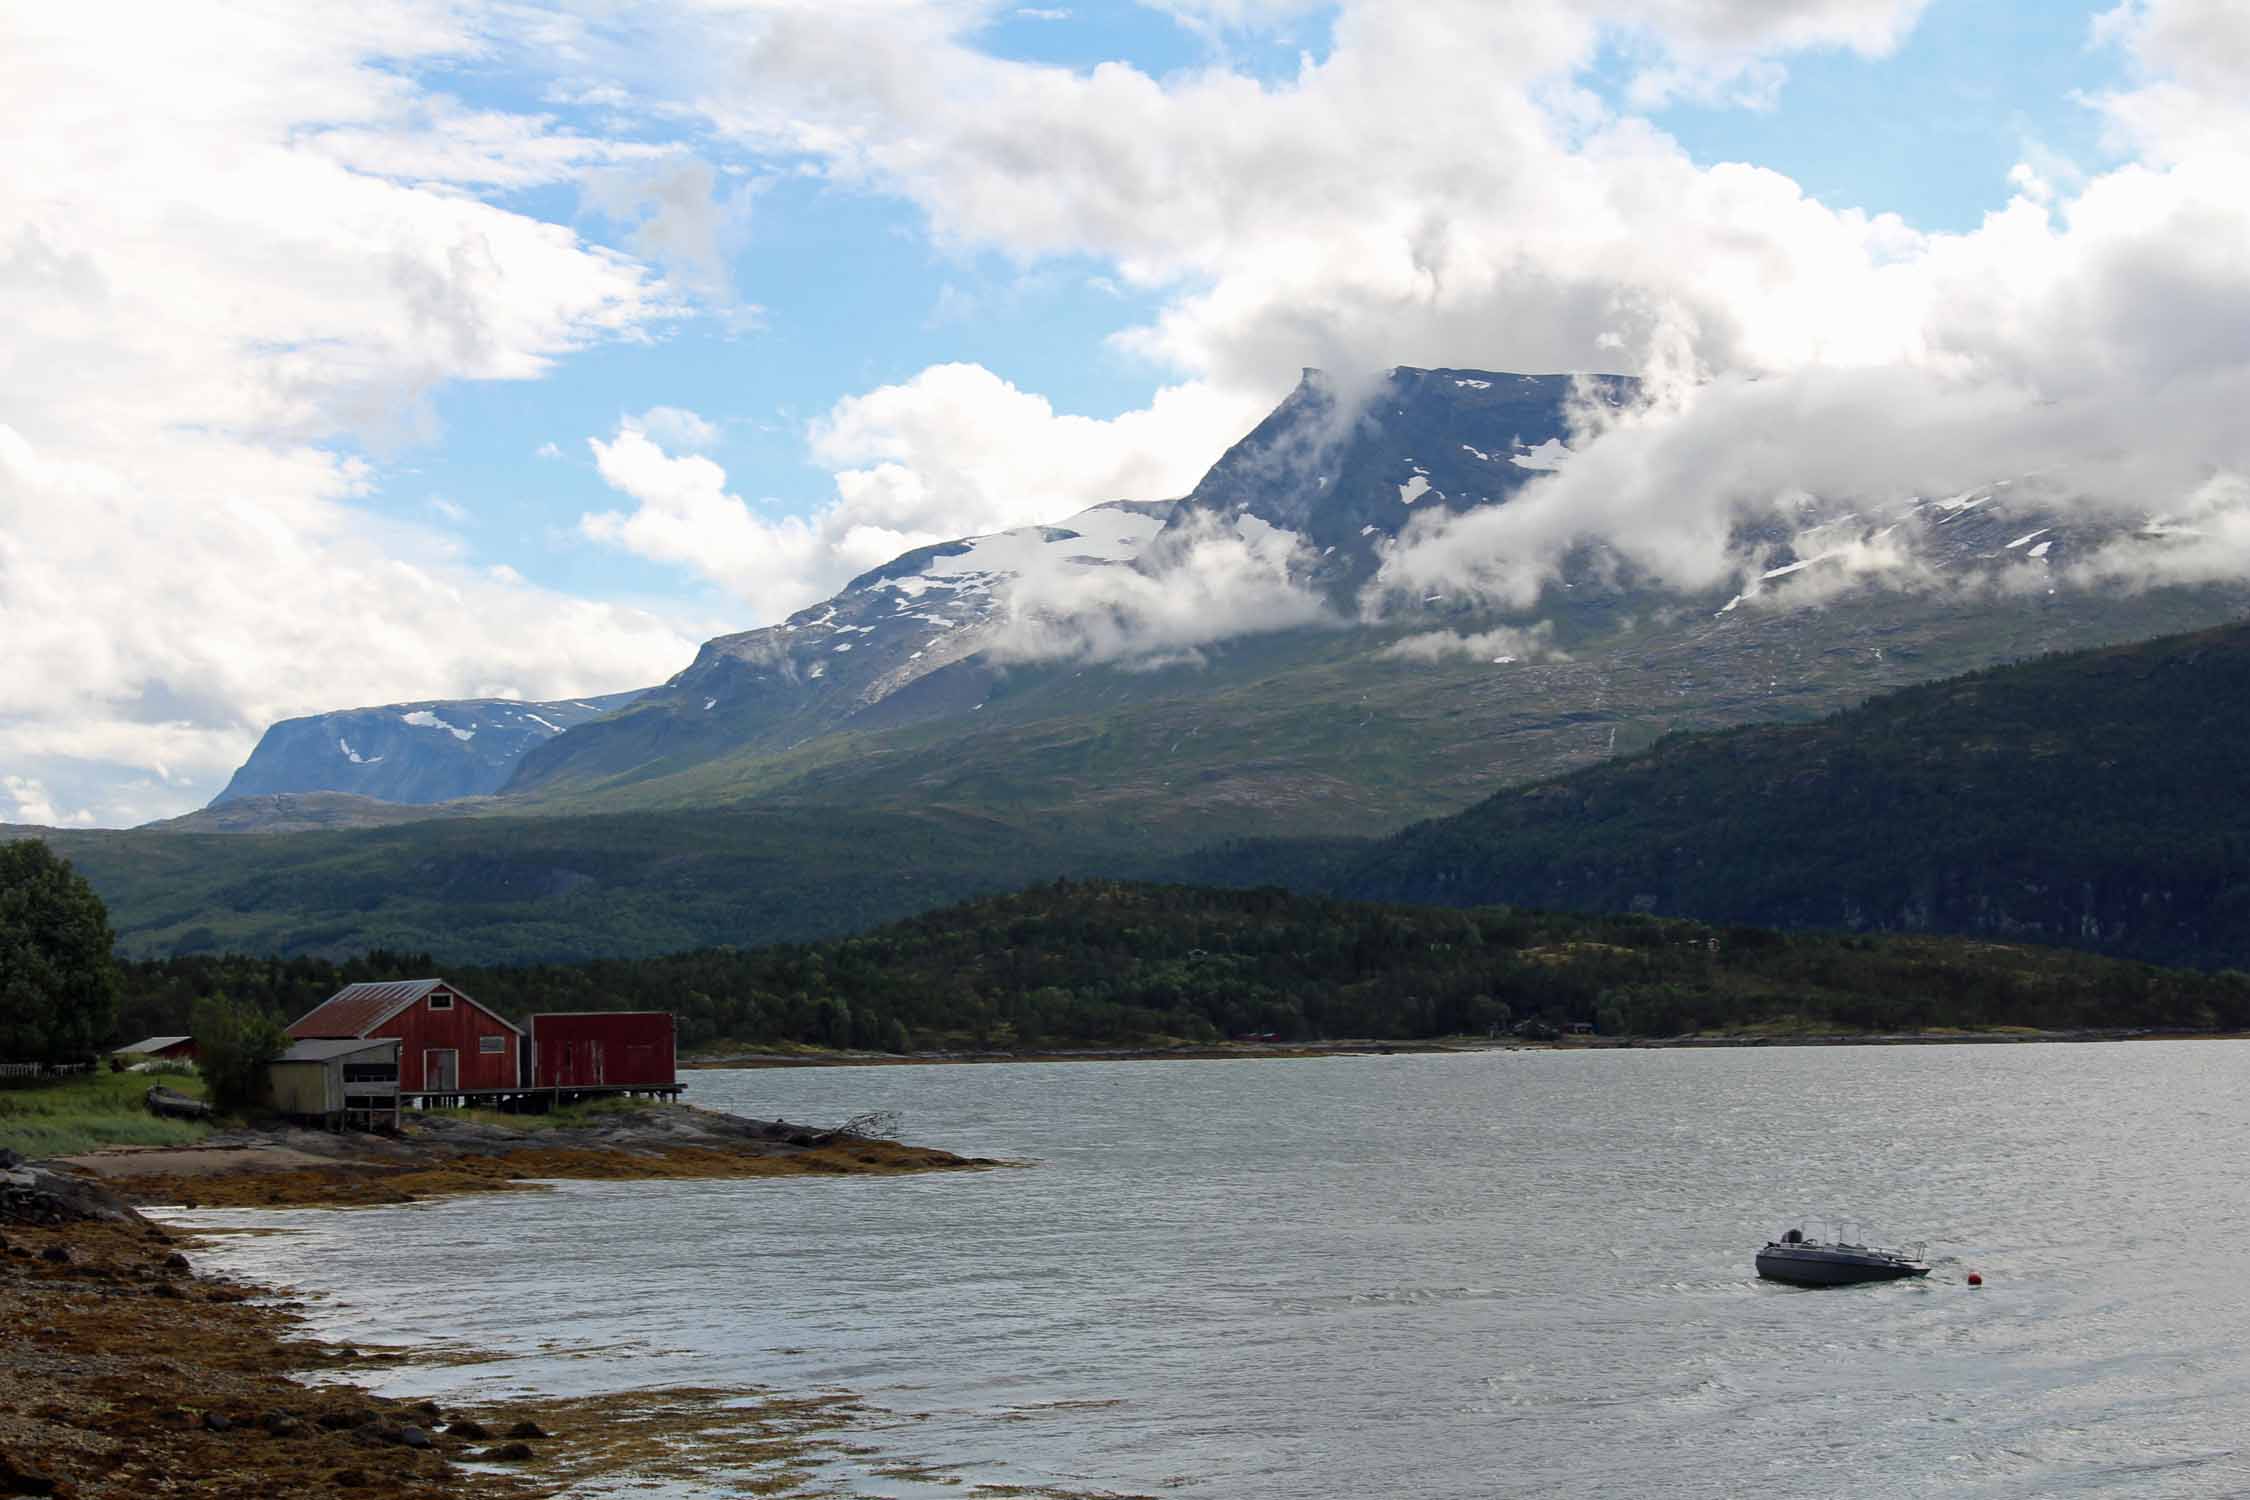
[180, 1045, 2250, 1497]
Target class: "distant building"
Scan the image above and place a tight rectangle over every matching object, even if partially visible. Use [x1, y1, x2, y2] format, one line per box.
[267, 1038, 401, 1130]
[287, 979, 523, 1101]
[112, 1035, 197, 1062]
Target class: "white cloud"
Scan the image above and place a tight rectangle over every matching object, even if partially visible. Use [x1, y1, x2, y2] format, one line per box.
[582, 424, 825, 609]
[582, 363, 1270, 618]
[989, 512, 1332, 665]
[1, 775, 93, 828]
[636, 405, 723, 451]
[1380, 622, 1569, 665]
[0, 424, 700, 820]
[0, 5, 703, 824]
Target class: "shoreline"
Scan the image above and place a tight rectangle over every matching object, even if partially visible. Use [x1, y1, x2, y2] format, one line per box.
[1, 1106, 1004, 1498]
[0, 1196, 920, 1499]
[687, 1025, 2246, 1069]
[49, 1101, 1000, 1212]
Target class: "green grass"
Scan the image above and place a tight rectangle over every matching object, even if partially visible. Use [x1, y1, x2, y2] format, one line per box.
[0, 1069, 217, 1158]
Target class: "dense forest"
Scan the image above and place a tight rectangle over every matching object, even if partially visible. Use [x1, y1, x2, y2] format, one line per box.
[113, 880, 2250, 1052]
[1162, 620, 2250, 971]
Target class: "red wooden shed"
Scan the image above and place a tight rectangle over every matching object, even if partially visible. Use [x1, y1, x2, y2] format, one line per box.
[288, 979, 523, 1097]
[529, 1011, 677, 1090]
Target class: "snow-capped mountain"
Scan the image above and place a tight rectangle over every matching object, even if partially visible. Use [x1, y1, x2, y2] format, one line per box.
[1159, 367, 1632, 598]
[214, 364, 2202, 815]
[505, 366, 1622, 792]
[503, 500, 1178, 789]
[212, 691, 646, 807]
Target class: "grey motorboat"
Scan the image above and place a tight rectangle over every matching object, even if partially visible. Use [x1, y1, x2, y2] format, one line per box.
[1756, 1227, 1930, 1286]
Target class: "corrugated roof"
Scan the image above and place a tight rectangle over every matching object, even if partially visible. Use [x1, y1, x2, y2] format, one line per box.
[276, 1038, 402, 1063]
[287, 979, 447, 1039]
[113, 1036, 190, 1054]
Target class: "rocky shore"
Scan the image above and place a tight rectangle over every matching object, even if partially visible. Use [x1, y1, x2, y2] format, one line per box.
[0, 1168, 886, 1498]
[51, 1101, 996, 1210]
[0, 1105, 1000, 1499]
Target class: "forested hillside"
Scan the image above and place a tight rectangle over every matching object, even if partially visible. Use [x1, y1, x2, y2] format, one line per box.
[115, 881, 2250, 1051]
[1333, 621, 2250, 967]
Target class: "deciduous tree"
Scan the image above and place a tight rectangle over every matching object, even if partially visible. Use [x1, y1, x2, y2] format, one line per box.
[0, 841, 120, 1064]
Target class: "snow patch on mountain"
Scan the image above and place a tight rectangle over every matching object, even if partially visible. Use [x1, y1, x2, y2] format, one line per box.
[401, 710, 475, 741]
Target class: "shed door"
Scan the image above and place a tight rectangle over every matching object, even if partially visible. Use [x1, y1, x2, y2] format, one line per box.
[425, 1048, 459, 1092]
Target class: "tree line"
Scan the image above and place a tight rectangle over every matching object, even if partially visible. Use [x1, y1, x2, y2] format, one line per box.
[106, 879, 2250, 1051]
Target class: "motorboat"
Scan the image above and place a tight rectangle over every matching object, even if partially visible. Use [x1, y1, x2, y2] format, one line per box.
[1756, 1226, 1930, 1286]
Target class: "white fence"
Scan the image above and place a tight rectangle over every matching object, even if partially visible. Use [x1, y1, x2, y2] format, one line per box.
[0, 1061, 94, 1080]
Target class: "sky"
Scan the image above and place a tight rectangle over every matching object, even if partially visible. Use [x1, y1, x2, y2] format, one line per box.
[4, 0, 2248, 826]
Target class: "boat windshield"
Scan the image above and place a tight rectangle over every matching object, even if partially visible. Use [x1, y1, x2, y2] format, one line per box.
[1777, 1217, 1925, 1259]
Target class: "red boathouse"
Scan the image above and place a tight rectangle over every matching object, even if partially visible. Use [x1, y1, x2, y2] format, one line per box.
[288, 979, 523, 1099]
[529, 1011, 677, 1091]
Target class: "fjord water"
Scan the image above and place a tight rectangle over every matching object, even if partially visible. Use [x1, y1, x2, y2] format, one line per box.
[185, 1046, 2250, 1497]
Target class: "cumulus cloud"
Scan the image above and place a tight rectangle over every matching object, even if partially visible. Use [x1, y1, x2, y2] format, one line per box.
[583, 363, 1270, 619]
[1379, 622, 1569, 665]
[0, 5, 704, 824]
[1, 775, 92, 829]
[636, 404, 723, 450]
[989, 513, 1332, 665]
[1372, 359, 2250, 614]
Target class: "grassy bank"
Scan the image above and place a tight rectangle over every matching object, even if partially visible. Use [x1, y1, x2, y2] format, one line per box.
[0, 1069, 215, 1157]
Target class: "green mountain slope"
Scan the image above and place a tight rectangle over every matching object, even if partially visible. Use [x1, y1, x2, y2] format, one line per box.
[1335, 621, 2250, 967]
[26, 585, 2247, 964]
[43, 806, 1116, 964]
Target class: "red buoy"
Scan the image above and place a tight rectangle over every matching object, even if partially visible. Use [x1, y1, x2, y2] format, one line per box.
[1967, 1272, 1983, 1286]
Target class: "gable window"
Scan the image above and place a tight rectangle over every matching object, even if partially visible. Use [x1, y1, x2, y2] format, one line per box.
[479, 1035, 505, 1055]
[428, 992, 454, 1011]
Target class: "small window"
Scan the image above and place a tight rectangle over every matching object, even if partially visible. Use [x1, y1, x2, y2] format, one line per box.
[428, 992, 454, 1011]
[479, 1035, 505, 1054]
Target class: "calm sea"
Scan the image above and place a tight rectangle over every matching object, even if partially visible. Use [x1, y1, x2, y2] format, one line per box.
[175, 1045, 2250, 1498]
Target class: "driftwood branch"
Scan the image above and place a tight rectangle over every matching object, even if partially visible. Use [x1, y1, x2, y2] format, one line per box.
[824, 1109, 902, 1142]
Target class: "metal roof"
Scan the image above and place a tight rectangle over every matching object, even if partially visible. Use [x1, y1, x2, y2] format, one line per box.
[113, 1036, 191, 1054]
[286, 978, 523, 1039]
[276, 1038, 402, 1064]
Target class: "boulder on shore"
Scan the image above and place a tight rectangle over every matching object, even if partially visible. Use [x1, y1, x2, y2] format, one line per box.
[0, 1162, 149, 1228]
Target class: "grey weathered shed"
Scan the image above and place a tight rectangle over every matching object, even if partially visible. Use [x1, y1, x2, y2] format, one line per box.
[266, 1038, 402, 1130]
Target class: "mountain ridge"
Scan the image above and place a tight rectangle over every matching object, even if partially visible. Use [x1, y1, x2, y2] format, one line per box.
[212, 690, 645, 808]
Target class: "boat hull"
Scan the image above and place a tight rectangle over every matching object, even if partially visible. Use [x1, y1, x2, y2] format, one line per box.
[1756, 1246, 1930, 1286]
